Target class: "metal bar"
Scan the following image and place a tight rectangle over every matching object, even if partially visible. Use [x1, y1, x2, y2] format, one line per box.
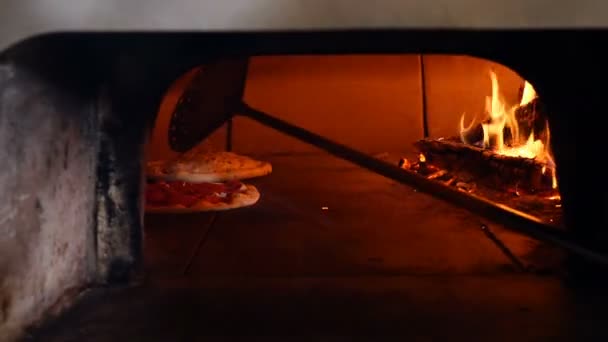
[418, 54, 430, 138]
[238, 103, 608, 267]
[480, 224, 527, 272]
[182, 213, 219, 276]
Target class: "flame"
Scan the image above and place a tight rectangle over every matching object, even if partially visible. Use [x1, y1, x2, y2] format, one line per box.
[459, 71, 558, 189]
[419, 153, 426, 163]
[459, 113, 477, 145]
[520, 80, 537, 106]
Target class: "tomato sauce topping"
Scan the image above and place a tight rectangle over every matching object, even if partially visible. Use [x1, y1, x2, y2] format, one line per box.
[145, 180, 243, 207]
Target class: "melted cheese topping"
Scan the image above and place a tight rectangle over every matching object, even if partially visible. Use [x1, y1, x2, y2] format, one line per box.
[165, 151, 263, 174]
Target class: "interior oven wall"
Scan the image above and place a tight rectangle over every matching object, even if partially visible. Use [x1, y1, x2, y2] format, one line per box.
[148, 54, 523, 159]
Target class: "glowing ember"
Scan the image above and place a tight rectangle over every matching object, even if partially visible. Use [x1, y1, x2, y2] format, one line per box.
[398, 157, 411, 169]
[460, 71, 558, 189]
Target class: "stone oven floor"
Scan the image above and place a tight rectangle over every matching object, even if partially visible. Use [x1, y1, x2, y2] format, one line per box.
[25, 153, 608, 341]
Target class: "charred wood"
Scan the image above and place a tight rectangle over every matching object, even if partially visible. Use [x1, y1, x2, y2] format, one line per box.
[414, 138, 555, 192]
[515, 97, 549, 141]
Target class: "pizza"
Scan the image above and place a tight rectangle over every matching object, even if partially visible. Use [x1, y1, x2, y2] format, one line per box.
[145, 179, 260, 213]
[147, 150, 272, 183]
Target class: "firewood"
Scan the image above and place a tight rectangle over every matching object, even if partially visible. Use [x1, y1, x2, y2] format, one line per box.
[414, 138, 555, 192]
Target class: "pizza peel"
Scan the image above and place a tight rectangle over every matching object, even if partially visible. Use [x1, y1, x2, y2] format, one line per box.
[168, 58, 249, 152]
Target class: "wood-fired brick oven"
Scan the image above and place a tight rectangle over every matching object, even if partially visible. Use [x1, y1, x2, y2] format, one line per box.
[0, 1, 607, 340]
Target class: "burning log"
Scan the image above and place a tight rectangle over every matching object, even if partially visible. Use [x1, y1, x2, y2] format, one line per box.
[414, 138, 555, 193]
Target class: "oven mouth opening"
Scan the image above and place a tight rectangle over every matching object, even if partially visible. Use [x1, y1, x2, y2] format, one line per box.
[142, 53, 582, 279]
[145, 54, 564, 231]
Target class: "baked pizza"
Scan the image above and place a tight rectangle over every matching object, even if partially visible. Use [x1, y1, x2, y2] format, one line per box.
[145, 179, 260, 213]
[147, 150, 272, 183]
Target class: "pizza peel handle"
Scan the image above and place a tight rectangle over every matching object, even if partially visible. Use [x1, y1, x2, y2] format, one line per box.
[169, 58, 249, 152]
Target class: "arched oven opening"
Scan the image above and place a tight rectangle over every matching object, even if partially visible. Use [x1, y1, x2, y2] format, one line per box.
[143, 55, 566, 277]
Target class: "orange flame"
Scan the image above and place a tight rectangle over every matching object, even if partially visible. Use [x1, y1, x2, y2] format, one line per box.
[460, 71, 558, 189]
[520, 80, 537, 107]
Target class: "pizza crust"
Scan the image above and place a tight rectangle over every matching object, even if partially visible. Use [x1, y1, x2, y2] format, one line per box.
[145, 184, 260, 214]
[147, 152, 272, 183]
[167, 162, 272, 183]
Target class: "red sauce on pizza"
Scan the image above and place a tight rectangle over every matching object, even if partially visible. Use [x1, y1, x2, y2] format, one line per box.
[145, 180, 244, 207]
